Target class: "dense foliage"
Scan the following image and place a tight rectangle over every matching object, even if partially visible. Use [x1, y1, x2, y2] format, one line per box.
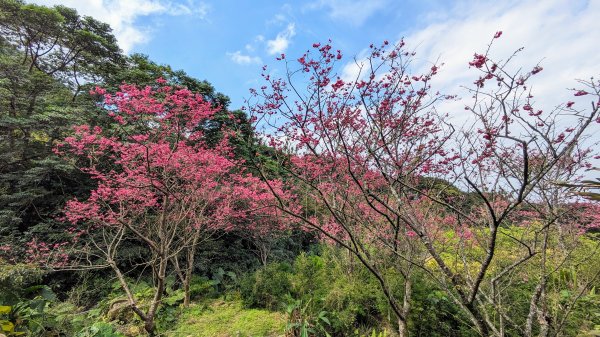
[1, 1, 599, 337]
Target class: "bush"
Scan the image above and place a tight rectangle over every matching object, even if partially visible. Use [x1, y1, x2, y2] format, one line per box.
[0, 260, 45, 302]
[240, 247, 400, 335]
[188, 275, 215, 300]
[240, 262, 292, 310]
[291, 252, 328, 301]
[75, 321, 125, 337]
[324, 271, 383, 332]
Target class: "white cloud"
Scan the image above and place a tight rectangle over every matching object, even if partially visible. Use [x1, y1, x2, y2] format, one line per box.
[340, 60, 363, 83]
[267, 13, 287, 26]
[398, 0, 600, 114]
[227, 51, 262, 65]
[305, 0, 388, 26]
[165, 0, 209, 16]
[266, 23, 296, 55]
[340, 48, 372, 82]
[28, 0, 210, 53]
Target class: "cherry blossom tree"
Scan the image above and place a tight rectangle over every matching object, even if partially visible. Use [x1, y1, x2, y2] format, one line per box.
[247, 36, 600, 336]
[53, 81, 282, 334]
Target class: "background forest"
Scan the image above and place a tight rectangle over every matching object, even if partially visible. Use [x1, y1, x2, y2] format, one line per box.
[1, 1, 599, 337]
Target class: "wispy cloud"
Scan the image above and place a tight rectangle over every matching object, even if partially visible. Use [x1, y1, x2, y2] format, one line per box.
[164, 0, 209, 16]
[399, 0, 600, 111]
[227, 51, 262, 65]
[266, 23, 296, 55]
[267, 13, 287, 26]
[305, 0, 388, 26]
[29, 0, 210, 53]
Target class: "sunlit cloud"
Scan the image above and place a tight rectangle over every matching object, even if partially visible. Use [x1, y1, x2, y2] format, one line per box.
[266, 23, 296, 55]
[227, 51, 262, 65]
[29, 0, 210, 53]
[400, 0, 599, 113]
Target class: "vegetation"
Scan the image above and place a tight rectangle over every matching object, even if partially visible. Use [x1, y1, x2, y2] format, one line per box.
[1, 1, 599, 336]
[170, 299, 287, 337]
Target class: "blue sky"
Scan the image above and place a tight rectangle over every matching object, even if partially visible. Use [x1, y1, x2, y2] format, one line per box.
[31, 0, 600, 111]
[140, 0, 442, 108]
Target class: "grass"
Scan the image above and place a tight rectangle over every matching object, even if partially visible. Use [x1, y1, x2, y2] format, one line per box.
[168, 298, 286, 337]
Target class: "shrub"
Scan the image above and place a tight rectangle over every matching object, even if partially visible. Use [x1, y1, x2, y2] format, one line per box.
[240, 262, 292, 310]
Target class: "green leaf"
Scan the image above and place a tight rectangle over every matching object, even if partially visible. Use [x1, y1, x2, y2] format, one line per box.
[30, 298, 47, 313]
[0, 319, 14, 332]
[0, 306, 11, 314]
[23, 285, 57, 301]
[163, 289, 185, 306]
[40, 285, 57, 301]
[318, 311, 330, 325]
[301, 324, 309, 337]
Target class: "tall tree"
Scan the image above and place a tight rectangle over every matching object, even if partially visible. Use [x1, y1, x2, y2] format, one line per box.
[0, 2, 239, 267]
[0, 0, 124, 98]
[248, 38, 600, 336]
[49, 82, 283, 335]
[0, 0, 126, 256]
[0, 38, 91, 257]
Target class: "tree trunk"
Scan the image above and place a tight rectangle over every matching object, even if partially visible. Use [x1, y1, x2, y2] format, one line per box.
[145, 199, 169, 336]
[525, 283, 543, 337]
[399, 318, 409, 337]
[258, 241, 269, 266]
[183, 246, 194, 307]
[183, 229, 201, 307]
[144, 253, 167, 336]
[398, 277, 412, 337]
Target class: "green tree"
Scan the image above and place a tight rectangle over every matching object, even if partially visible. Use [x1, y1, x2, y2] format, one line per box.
[105, 53, 230, 108]
[0, 38, 91, 257]
[0, 0, 124, 98]
[0, 0, 124, 259]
